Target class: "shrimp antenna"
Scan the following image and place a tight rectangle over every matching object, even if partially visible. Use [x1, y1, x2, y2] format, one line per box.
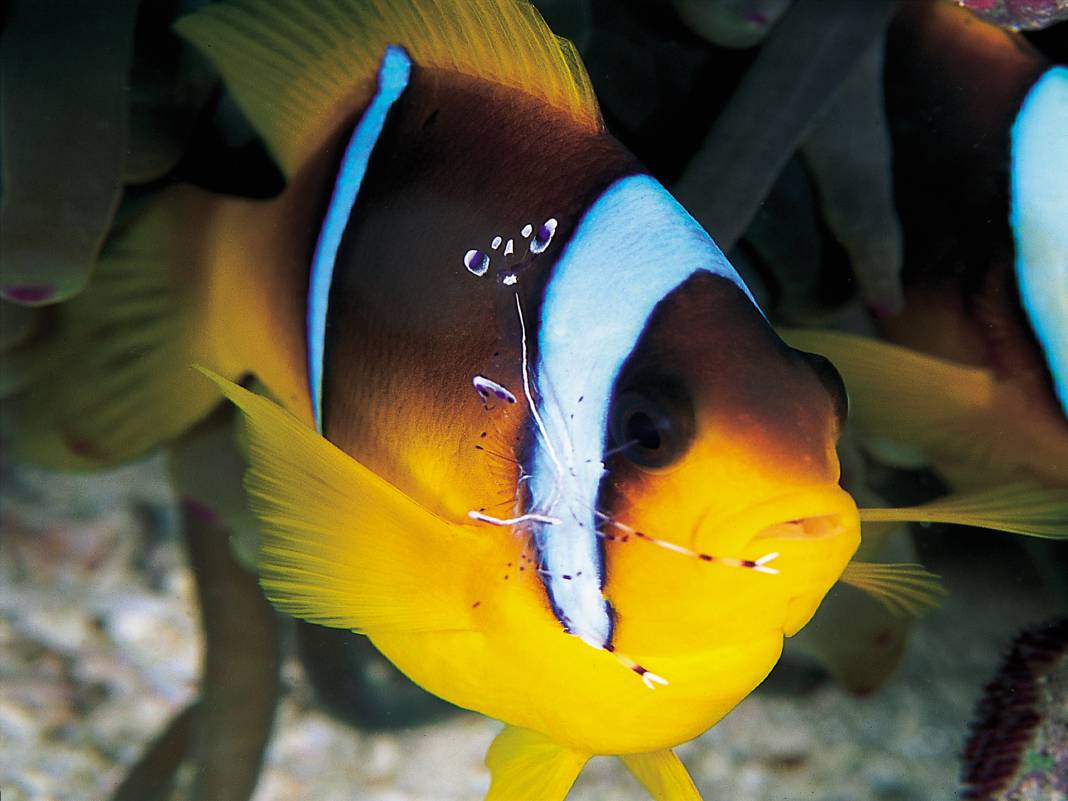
[594, 512, 780, 575]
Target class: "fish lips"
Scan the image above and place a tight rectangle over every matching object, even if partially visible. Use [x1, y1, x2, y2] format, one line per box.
[701, 486, 862, 636]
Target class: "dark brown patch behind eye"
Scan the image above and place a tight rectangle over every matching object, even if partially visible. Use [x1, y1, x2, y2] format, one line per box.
[607, 272, 843, 479]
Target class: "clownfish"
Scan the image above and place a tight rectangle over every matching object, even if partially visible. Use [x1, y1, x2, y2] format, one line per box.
[4, 1, 1065, 798]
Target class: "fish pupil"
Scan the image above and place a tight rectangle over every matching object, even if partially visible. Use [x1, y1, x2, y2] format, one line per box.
[609, 381, 694, 469]
[625, 410, 662, 451]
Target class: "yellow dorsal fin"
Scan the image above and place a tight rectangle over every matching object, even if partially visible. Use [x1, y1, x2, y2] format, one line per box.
[860, 482, 1068, 539]
[198, 367, 489, 634]
[484, 726, 589, 801]
[620, 751, 703, 801]
[839, 562, 946, 617]
[175, 0, 602, 177]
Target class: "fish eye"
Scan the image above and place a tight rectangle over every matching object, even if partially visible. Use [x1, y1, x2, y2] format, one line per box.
[610, 385, 694, 470]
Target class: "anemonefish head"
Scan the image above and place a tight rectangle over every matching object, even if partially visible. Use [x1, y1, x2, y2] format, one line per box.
[599, 268, 859, 647]
[456, 173, 862, 751]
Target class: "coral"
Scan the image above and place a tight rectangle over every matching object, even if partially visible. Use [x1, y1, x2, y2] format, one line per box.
[961, 617, 1068, 800]
[959, 0, 1068, 31]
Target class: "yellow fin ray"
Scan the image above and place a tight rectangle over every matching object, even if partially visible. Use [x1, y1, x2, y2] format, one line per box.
[484, 726, 589, 801]
[839, 562, 946, 617]
[175, 0, 602, 177]
[620, 750, 703, 801]
[200, 369, 485, 634]
[860, 482, 1068, 538]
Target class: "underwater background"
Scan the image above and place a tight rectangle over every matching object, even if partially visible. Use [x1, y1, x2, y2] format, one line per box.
[2, 0, 1068, 800]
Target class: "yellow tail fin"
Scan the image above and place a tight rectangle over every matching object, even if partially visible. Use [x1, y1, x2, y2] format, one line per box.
[175, 0, 601, 178]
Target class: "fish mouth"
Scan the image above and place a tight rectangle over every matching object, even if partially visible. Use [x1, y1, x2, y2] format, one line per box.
[749, 513, 843, 542]
[699, 487, 859, 553]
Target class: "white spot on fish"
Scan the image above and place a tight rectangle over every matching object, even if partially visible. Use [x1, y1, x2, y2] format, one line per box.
[472, 375, 517, 405]
[529, 218, 558, 255]
[521, 223, 534, 238]
[503, 274, 518, 286]
[491, 235, 503, 250]
[464, 249, 489, 276]
[504, 239, 514, 256]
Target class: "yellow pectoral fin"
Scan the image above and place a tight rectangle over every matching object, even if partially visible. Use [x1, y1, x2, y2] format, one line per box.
[620, 750, 702, 801]
[485, 726, 590, 801]
[839, 561, 946, 617]
[199, 368, 486, 634]
[860, 482, 1068, 539]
